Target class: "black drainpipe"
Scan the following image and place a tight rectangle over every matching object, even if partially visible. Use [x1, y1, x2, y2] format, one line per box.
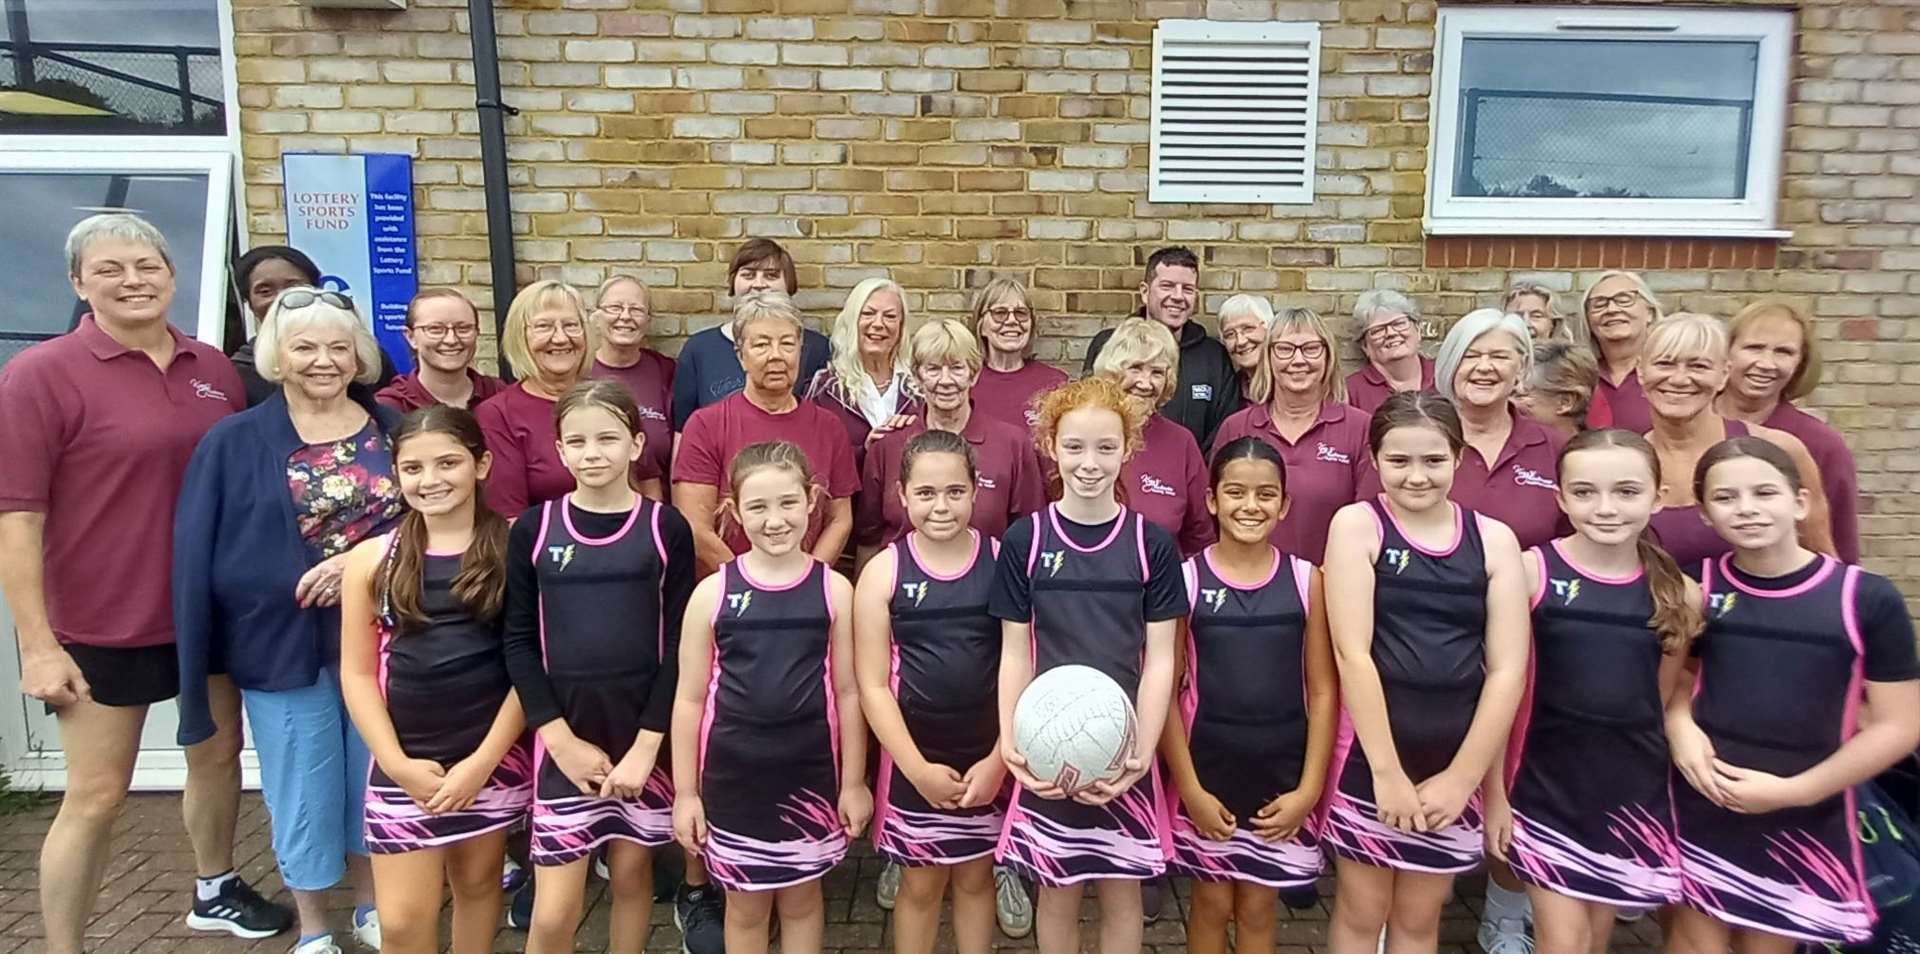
[467, 0, 519, 380]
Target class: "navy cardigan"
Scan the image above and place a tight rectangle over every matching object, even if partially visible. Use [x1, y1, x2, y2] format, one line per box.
[172, 392, 402, 746]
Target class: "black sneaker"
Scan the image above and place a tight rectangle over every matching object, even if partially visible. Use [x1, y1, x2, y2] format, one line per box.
[506, 877, 535, 930]
[184, 877, 294, 939]
[674, 883, 726, 954]
[1280, 884, 1320, 910]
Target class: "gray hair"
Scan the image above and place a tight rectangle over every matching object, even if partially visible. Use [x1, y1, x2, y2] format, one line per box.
[1434, 308, 1533, 402]
[730, 289, 807, 342]
[1218, 293, 1275, 329]
[1352, 288, 1420, 342]
[253, 288, 385, 386]
[65, 213, 174, 277]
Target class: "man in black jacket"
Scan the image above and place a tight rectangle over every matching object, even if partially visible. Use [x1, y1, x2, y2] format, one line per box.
[1083, 246, 1242, 452]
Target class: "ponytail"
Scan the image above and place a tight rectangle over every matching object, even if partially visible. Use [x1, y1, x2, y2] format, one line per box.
[1636, 533, 1703, 654]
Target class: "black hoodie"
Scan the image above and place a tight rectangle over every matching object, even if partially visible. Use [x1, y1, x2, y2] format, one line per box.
[1083, 318, 1242, 454]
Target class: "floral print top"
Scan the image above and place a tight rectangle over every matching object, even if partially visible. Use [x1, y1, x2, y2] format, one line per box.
[286, 422, 403, 559]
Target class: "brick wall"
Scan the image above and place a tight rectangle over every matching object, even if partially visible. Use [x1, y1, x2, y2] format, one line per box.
[229, 0, 1920, 575]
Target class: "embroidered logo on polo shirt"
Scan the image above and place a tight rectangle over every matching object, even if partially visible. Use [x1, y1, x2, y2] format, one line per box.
[1381, 548, 1411, 574]
[1548, 578, 1582, 605]
[901, 580, 928, 607]
[977, 475, 998, 491]
[546, 544, 576, 571]
[1512, 466, 1558, 490]
[1139, 474, 1176, 497]
[726, 590, 754, 616]
[1039, 550, 1066, 577]
[1707, 592, 1737, 617]
[1024, 409, 1041, 427]
[1315, 442, 1351, 465]
[190, 378, 228, 402]
[638, 405, 667, 421]
[1199, 587, 1228, 613]
[1191, 384, 1213, 401]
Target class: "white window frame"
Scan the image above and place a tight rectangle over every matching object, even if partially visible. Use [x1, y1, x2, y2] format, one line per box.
[1425, 5, 1792, 238]
[1148, 19, 1321, 205]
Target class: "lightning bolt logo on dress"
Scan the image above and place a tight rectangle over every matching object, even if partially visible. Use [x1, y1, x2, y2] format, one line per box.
[1039, 550, 1065, 577]
[1707, 592, 1737, 617]
[901, 580, 928, 607]
[726, 591, 754, 616]
[1381, 548, 1411, 574]
[1548, 578, 1582, 605]
[1199, 587, 1228, 613]
[546, 544, 576, 571]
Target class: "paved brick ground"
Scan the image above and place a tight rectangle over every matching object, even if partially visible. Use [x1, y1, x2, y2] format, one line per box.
[0, 793, 1666, 953]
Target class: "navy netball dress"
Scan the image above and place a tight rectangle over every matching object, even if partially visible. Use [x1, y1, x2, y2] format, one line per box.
[1507, 540, 1680, 906]
[1169, 546, 1324, 888]
[365, 545, 533, 853]
[521, 496, 685, 865]
[872, 532, 1004, 867]
[989, 505, 1189, 887]
[699, 559, 847, 891]
[1323, 499, 1489, 873]
[1676, 553, 1918, 944]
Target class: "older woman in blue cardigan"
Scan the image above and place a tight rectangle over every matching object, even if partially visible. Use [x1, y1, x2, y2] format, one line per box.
[174, 288, 402, 954]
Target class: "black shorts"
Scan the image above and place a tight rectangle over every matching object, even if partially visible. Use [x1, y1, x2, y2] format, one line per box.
[59, 642, 180, 709]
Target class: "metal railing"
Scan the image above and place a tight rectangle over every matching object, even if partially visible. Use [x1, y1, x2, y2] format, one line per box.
[1453, 87, 1753, 200]
[0, 38, 223, 132]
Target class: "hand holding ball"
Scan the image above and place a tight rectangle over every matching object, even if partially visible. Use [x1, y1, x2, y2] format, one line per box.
[1011, 665, 1139, 796]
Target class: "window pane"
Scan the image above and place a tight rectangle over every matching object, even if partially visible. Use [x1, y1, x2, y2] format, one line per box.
[0, 1, 224, 135]
[0, 170, 209, 369]
[1453, 37, 1759, 200]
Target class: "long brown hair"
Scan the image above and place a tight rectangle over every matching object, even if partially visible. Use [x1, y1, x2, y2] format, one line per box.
[1558, 428, 1703, 653]
[378, 406, 510, 629]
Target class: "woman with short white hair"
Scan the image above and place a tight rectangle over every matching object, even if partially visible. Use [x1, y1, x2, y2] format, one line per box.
[1430, 309, 1565, 549]
[1090, 318, 1213, 557]
[1502, 283, 1580, 347]
[1346, 289, 1433, 414]
[805, 276, 923, 472]
[174, 286, 401, 954]
[1217, 294, 1274, 403]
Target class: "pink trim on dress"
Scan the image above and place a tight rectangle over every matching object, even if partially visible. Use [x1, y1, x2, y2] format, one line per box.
[1376, 495, 1465, 557]
[1291, 556, 1313, 610]
[560, 493, 643, 545]
[1135, 515, 1149, 579]
[906, 529, 980, 582]
[650, 502, 666, 660]
[1715, 553, 1837, 599]
[1837, 564, 1877, 917]
[1180, 558, 1199, 618]
[1047, 503, 1129, 554]
[424, 548, 463, 557]
[1202, 544, 1281, 591]
[533, 500, 555, 560]
[733, 556, 815, 592]
[1527, 548, 1548, 611]
[1548, 538, 1645, 585]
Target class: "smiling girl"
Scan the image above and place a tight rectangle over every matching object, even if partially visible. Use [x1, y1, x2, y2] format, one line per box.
[1161, 437, 1336, 954]
[1666, 437, 1920, 951]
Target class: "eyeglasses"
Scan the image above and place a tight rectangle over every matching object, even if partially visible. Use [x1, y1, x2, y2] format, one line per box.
[414, 323, 478, 340]
[598, 304, 650, 319]
[1270, 341, 1328, 362]
[278, 288, 353, 312]
[528, 320, 586, 339]
[984, 306, 1033, 323]
[1586, 291, 1644, 314]
[1363, 315, 1414, 343]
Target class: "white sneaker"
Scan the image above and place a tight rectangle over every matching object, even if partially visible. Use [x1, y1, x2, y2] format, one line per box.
[352, 908, 382, 950]
[1478, 916, 1535, 954]
[292, 936, 344, 954]
[593, 853, 611, 881]
[1377, 929, 1386, 954]
[875, 860, 901, 910]
[1615, 904, 1652, 923]
[993, 865, 1034, 938]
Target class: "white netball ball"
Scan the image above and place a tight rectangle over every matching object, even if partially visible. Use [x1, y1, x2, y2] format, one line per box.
[1012, 665, 1138, 795]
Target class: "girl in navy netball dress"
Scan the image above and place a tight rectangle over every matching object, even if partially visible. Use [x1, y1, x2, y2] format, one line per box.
[1160, 437, 1336, 954]
[855, 429, 1005, 954]
[1666, 437, 1920, 951]
[500, 380, 695, 954]
[1482, 429, 1701, 954]
[1319, 391, 1528, 954]
[338, 405, 531, 954]
[671, 440, 870, 954]
[989, 376, 1187, 954]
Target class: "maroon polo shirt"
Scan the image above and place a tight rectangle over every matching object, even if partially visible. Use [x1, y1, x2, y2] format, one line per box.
[476, 384, 575, 517]
[1443, 407, 1567, 550]
[1766, 401, 1860, 564]
[857, 410, 1047, 548]
[0, 315, 245, 648]
[1122, 414, 1215, 558]
[1590, 363, 1653, 435]
[1212, 400, 1372, 565]
[677, 390, 861, 556]
[373, 367, 505, 413]
[1345, 355, 1435, 416]
[972, 361, 1068, 431]
[592, 349, 675, 483]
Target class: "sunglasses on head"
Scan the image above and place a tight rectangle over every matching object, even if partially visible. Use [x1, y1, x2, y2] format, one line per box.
[278, 288, 354, 312]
